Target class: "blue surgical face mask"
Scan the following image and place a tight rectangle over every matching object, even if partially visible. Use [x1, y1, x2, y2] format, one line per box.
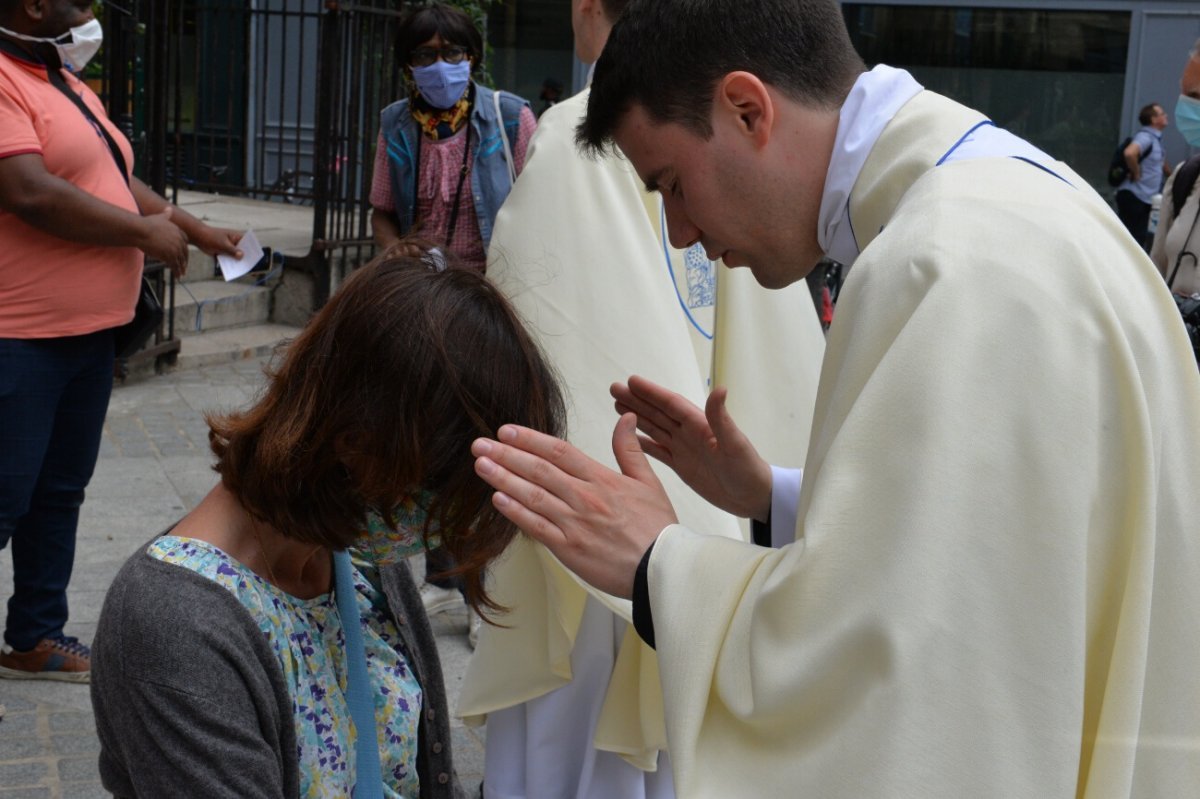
[412, 60, 471, 109]
[0, 18, 103, 73]
[357, 491, 440, 566]
[1176, 94, 1200, 148]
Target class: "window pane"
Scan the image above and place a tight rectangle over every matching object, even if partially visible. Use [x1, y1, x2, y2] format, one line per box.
[487, 0, 575, 116]
[843, 5, 1131, 192]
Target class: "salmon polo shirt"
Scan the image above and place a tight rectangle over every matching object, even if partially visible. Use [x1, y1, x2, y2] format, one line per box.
[0, 49, 142, 338]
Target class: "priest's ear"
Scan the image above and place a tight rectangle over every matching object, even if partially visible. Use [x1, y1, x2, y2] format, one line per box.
[713, 71, 775, 148]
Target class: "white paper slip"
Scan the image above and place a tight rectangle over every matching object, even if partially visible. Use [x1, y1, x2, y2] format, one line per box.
[217, 230, 264, 281]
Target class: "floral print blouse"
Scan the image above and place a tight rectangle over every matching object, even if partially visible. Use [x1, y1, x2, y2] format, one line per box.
[148, 535, 423, 798]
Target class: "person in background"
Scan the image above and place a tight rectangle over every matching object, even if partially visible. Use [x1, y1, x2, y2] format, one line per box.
[537, 77, 563, 117]
[369, 1, 535, 272]
[1151, 39, 1200, 297]
[459, 0, 824, 796]
[368, 3, 537, 640]
[0, 0, 241, 682]
[91, 248, 565, 798]
[1116, 101, 1171, 249]
[470, 0, 1200, 794]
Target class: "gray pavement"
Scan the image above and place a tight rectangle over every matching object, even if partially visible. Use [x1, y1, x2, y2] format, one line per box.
[0, 357, 485, 798]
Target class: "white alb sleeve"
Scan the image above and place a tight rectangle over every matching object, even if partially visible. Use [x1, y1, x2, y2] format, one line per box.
[769, 465, 803, 548]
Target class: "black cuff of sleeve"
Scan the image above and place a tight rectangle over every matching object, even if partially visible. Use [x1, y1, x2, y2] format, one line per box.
[751, 505, 772, 547]
[631, 541, 656, 650]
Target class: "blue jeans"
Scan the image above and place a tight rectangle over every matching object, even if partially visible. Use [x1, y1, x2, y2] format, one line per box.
[0, 330, 114, 651]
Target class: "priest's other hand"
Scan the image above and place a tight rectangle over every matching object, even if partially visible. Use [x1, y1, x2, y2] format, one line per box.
[611, 376, 773, 522]
[472, 414, 678, 599]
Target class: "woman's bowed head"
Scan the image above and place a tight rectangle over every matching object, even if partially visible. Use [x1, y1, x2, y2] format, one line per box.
[206, 242, 566, 614]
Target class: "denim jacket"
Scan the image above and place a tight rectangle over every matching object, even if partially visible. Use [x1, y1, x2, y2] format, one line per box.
[380, 83, 527, 250]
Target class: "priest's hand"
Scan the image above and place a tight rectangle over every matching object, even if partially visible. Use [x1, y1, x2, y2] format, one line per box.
[611, 375, 773, 522]
[472, 414, 677, 599]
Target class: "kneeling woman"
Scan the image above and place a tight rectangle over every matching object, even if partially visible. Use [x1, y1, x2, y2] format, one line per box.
[90, 248, 564, 798]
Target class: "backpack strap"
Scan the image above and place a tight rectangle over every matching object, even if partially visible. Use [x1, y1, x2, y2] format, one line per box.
[1138, 138, 1152, 163]
[492, 89, 517, 185]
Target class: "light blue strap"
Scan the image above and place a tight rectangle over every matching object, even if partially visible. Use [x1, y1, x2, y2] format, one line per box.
[333, 549, 384, 799]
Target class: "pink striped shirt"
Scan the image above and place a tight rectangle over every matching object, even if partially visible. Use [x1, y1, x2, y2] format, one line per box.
[370, 104, 536, 272]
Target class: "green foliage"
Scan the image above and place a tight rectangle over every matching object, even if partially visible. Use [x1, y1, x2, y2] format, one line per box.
[81, 1, 107, 79]
[438, 0, 495, 34]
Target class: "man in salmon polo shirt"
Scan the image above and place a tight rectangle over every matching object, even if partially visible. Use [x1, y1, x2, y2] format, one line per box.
[0, 0, 242, 682]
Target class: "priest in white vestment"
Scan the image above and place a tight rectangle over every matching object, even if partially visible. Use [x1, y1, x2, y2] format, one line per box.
[461, 4, 824, 797]
[468, 1, 1200, 797]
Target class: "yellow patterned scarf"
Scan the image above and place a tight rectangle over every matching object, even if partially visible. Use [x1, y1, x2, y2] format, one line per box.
[409, 86, 473, 141]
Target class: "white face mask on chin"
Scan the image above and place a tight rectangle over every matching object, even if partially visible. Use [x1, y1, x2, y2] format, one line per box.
[0, 18, 104, 73]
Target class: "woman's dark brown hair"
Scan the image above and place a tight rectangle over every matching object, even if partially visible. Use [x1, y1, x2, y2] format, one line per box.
[396, 2, 485, 76]
[208, 247, 565, 614]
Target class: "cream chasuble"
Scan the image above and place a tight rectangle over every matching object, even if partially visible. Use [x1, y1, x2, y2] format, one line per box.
[648, 89, 1200, 797]
[460, 88, 825, 770]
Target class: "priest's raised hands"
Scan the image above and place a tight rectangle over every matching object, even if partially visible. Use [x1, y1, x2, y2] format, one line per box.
[471, 412, 678, 599]
[610, 375, 774, 523]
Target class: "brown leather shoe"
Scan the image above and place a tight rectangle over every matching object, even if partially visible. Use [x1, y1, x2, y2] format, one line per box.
[0, 636, 90, 683]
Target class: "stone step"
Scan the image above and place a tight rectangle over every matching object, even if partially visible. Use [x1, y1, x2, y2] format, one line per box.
[179, 248, 221, 283]
[179, 247, 287, 284]
[174, 322, 302, 370]
[174, 190, 315, 285]
[172, 279, 273, 335]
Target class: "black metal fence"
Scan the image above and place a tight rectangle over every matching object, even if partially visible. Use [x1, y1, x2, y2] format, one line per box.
[98, 0, 407, 318]
[94, 0, 178, 373]
[309, 1, 408, 306]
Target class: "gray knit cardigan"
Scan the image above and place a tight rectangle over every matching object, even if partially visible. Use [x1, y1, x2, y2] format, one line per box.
[91, 537, 468, 799]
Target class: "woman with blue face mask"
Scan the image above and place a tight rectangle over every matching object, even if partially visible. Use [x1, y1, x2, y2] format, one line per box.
[1151, 40, 1200, 298]
[369, 3, 538, 641]
[369, 3, 537, 274]
[90, 243, 566, 798]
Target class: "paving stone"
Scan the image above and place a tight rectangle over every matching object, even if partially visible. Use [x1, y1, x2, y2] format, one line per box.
[0, 711, 37, 738]
[0, 760, 48, 788]
[0, 683, 91, 716]
[51, 734, 101, 756]
[0, 787, 52, 799]
[451, 724, 485, 780]
[0, 697, 35, 713]
[0, 736, 44, 759]
[48, 712, 94, 735]
[58, 783, 109, 799]
[57, 755, 101, 783]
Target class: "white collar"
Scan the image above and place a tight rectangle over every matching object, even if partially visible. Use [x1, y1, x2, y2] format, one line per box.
[817, 65, 923, 267]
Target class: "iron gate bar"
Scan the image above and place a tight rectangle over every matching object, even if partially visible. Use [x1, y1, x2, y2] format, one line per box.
[106, 0, 407, 314]
[335, 4, 406, 16]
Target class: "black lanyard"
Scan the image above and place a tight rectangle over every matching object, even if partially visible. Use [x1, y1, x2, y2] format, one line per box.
[0, 37, 130, 188]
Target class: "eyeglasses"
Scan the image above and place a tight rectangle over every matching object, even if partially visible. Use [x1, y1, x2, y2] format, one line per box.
[409, 46, 469, 68]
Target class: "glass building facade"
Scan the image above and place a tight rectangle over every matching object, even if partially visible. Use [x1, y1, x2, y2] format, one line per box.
[484, 0, 1199, 192]
[842, 5, 1132, 190]
[487, 0, 577, 118]
[153, 1, 1196, 200]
